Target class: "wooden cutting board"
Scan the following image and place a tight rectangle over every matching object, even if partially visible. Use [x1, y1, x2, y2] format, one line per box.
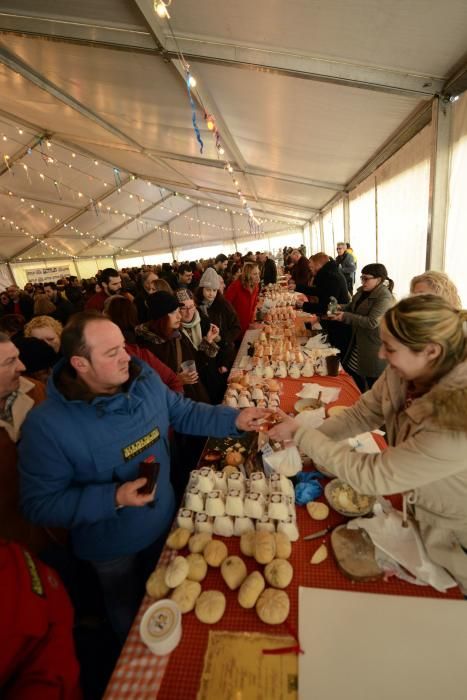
[330, 524, 384, 582]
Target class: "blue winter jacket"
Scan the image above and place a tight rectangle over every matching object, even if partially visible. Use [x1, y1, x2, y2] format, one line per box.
[19, 358, 240, 561]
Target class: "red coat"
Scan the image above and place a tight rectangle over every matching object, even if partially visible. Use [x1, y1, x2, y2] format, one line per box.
[0, 541, 82, 699]
[84, 290, 108, 312]
[224, 280, 259, 338]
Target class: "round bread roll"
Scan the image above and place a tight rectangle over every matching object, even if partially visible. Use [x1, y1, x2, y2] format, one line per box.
[306, 501, 329, 521]
[170, 579, 201, 613]
[225, 450, 244, 466]
[240, 530, 256, 558]
[188, 532, 212, 554]
[166, 527, 192, 550]
[204, 539, 228, 567]
[186, 552, 208, 582]
[264, 558, 294, 589]
[221, 555, 247, 590]
[146, 565, 170, 600]
[195, 590, 226, 624]
[164, 556, 189, 588]
[273, 532, 292, 559]
[256, 588, 290, 625]
[254, 531, 276, 565]
[238, 571, 265, 609]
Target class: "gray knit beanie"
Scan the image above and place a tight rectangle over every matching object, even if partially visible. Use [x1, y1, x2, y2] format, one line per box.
[199, 267, 221, 290]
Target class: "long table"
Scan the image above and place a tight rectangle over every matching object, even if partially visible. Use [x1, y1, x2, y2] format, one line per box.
[105, 337, 462, 700]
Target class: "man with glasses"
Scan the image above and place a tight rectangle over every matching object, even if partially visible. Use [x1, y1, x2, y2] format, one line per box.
[335, 242, 356, 294]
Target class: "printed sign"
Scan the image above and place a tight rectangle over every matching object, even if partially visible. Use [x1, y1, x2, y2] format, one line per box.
[25, 266, 72, 284]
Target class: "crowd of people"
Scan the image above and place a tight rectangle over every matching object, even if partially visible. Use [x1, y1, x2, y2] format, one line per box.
[1, 243, 466, 698]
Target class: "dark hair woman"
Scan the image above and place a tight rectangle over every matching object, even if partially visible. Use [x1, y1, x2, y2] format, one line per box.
[328, 263, 395, 392]
[134, 291, 212, 404]
[104, 295, 182, 393]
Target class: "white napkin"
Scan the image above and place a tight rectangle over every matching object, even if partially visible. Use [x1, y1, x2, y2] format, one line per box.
[305, 334, 329, 349]
[295, 406, 326, 428]
[348, 506, 457, 592]
[296, 383, 341, 404]
[263, 445, 303, 477]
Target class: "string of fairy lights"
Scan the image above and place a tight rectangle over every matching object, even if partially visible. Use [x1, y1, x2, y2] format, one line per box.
[154, 0, 264, 233]
[1, 128, 301, 228]
[0, 119, 303, 261]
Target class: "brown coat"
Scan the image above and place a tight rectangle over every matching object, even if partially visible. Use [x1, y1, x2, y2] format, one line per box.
[0, 378, 62, 552]
[295, 359, 467, 591]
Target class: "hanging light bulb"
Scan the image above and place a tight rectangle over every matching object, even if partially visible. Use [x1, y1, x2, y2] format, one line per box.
[206, 117, 215, 131]
[154, 0, 171, 18]
[188, 75, 197, 88]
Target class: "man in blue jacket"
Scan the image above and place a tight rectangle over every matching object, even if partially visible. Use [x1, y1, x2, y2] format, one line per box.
[19, 312, 267, 642]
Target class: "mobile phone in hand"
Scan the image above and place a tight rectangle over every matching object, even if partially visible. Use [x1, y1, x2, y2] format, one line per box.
[137, 456, 160, 495]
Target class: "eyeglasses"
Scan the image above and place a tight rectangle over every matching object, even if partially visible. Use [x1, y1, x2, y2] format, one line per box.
[360, 275, 375, 281]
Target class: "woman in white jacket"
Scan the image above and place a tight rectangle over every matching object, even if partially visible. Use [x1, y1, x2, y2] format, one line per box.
[269, 295, 467, 591]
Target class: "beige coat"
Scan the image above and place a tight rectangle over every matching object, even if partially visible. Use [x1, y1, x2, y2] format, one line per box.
[295, 359, 467, 591]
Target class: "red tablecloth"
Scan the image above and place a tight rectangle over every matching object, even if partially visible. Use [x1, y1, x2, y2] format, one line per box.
[105, 371, 462, 700]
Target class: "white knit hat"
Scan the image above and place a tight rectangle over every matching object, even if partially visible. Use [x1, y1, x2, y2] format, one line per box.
[199, 267, 220, 290]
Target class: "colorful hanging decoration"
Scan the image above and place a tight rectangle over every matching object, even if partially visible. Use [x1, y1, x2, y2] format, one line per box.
[186, 71, 204, 154]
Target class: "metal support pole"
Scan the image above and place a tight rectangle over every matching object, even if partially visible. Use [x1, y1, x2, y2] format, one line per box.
[374, 176, 379, 262]
[426, 97, 451, 270]
[343, 194, 350, 243]
[319, 214, 325, 251]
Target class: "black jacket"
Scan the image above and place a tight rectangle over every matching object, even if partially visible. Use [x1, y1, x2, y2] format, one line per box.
[261, 258, 277, 286]
[301, 260, 349, 315]
[200, 295, 241, 369]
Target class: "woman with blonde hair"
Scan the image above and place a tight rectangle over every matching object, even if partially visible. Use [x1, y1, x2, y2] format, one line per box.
[410, 270, 461, 309]
[33, 294, 56, 317]
[269, 294, 467, 592]
[224, 262, 260, 338]
[24, 315, 63, 353]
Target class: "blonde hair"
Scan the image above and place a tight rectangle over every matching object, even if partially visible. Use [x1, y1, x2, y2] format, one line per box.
[153, 279, 172, 294]
[24, 315, 63, 339]
[33, 294, 56, 316]
[241, 262, 260, 289]
[384, 295, 467, 380]
[410, 271, 461, 309]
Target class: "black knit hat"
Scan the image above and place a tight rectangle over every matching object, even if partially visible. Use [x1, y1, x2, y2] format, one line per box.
[15, 337, 60, 373]
[361, 263, 388, 280]
[147, 291, 182, 321]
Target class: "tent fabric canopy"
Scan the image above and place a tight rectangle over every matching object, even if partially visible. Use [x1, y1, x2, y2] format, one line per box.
[0, 0, 466, 263]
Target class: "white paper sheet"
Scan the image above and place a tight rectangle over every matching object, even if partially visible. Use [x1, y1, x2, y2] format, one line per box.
[299, 587, 467, 700]
[296, 383, 340, 404]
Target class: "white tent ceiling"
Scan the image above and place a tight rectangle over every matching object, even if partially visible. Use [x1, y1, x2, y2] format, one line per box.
[0, 0, 466, 263]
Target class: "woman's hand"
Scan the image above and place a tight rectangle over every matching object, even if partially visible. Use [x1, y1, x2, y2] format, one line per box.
[205, 323, 220, 344]
[267, 409, 300, 442]
[178, 369, 199, 385]
[327, 311, 344, 322]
